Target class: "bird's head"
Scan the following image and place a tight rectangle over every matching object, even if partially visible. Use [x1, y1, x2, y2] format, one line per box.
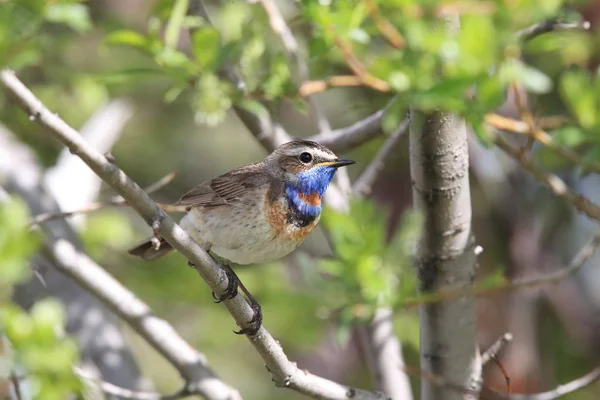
[266, 140, 354, 216]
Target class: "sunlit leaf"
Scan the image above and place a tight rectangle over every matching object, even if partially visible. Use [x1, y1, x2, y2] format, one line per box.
[164, 0, 189, 48]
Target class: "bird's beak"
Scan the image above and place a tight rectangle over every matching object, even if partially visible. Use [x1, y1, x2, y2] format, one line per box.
[317, 159, 356, 168]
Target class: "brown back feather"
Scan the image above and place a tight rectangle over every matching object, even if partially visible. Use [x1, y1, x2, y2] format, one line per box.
[174, 164, 272, 209]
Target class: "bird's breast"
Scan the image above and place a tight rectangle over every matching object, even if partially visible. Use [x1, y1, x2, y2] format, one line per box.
[265, 190, 320, 244]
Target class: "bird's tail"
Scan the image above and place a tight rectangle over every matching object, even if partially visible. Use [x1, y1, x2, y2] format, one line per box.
[128, 237, 173, 260]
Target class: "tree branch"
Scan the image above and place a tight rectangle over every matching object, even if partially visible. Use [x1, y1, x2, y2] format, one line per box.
[75, 367, 190, 400]
[1, 69, 385, 400]
[494, 367, 600, 400]
[43, 99, 134, 228]
[44, 238, 241, 400]
[308, 108, 386, 154]
[0, 124, 145, 392]
[481, 333, 513, 366]
[515, 19, 590, 41]
[352, 117, 409, 197]
[494, 134, 600, 222]
[357, 308, 413, 400]
[190, 1, 385, 155]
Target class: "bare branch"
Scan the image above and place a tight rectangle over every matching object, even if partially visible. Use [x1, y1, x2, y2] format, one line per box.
[308, 109, 385, 154]
[299, 76, 368, 97]
[358, 308, 413, 400]
[0, 124, 145, 391]
[75, 367, 189, 400]
[494, 134, 600, 222]
[515, 19, 590, 41]
[352, 118, 409, 197]
[485, 114, 600, 175]
[364, 0, 405, 49]
[481, 333, 513, 366]
[1, 69, 386, 400]
[44, 99, 134, 227]
[398, 231, 600, 308]
[44, 238, 241, 400]
[30, 172, 177, 225]
[494, 367, 600, 400]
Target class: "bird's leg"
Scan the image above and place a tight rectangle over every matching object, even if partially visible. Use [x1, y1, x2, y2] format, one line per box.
[189, 257, 262, 335]
[229, 266, 262, 336]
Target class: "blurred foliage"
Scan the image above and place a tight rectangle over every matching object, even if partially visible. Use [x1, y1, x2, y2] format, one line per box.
[319, 200, 422, 344]
[0, 198, 82, 400]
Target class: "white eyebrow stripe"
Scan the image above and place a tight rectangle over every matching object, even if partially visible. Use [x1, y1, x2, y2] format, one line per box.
[311, 148, 336, 160]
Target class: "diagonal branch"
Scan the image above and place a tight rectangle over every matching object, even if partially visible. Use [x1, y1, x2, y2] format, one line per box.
[494, 134, 600, 222]
[481, 333, 513, 366]
[352, 117, 409, 197]
[494, 367, 600, 400]
[1, 69, 385, 400]
[44, 238, 241, 400]
[515, 19, 590, 41]
[308, 108, 386, 153]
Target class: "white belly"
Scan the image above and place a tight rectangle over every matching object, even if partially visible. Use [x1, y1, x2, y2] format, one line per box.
[178, 204, 308, 265]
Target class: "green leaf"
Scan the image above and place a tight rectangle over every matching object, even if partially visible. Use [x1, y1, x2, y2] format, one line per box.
[476, 77, 505, 110]
[154, 47, 193, 70]
[105, 30, 154, 52]
[164, 0, 189, 48]
[191, 27, 221, 69]
[499, 59, 553, 94]
[44, 3, 91, 33]
[560, 70, 597, 129]
[0, 198, 39, 287]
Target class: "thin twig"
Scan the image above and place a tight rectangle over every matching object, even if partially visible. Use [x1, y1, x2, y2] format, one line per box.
[494, 367, 600, 400]
[332, 35, 391, 93]
[495, 134, 600, 222]
[485, 114, 600, 174]
[515, 19, 591, 41]
[399, 231, 600, 308]
[299, 76, 368, 97]
[75, 367, 187, 400]
[364, 0, 405, 49]
[510, 83, 537, 155]
[481, 333, 513, 366]
[30, 172, 178, 225]
[9, 372, 22, 400]
[1, 69, 386, 400]
[308, 108, 386, 153]
[352, 117, 409, 197]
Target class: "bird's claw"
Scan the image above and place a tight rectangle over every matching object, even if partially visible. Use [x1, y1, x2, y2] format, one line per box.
[213, 267, 239, 303]
[234, 301, 262, 336]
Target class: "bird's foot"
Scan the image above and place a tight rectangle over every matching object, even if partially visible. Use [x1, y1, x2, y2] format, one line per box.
[234, 301, 262, 336]
[212, 267, 239, 303]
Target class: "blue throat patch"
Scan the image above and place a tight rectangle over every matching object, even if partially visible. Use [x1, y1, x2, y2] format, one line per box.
[286, 166, 337, 218]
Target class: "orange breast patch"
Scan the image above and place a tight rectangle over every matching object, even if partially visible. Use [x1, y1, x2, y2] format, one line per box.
[264, 190, 319, 243]
[298, 192, 321, 207]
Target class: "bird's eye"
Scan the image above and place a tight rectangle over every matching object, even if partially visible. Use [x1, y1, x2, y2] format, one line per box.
[299, 152, 313, 164]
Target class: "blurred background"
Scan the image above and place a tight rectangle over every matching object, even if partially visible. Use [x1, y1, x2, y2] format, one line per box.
[2, 0, 600, 399]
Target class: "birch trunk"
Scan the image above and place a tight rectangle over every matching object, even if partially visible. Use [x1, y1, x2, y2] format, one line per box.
[409, 110, 481, 400]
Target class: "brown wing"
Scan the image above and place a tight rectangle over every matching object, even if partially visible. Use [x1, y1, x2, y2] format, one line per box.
[174, 165, 269, 209]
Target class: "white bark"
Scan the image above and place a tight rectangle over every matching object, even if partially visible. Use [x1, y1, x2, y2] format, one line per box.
[409, 110, 480, 399]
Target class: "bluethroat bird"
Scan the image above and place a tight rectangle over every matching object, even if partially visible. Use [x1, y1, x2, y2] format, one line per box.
[128, 140, 354, 335]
